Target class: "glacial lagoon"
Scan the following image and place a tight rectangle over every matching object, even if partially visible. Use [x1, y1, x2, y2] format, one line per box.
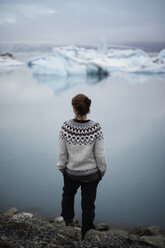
[0, 50, 165, 231]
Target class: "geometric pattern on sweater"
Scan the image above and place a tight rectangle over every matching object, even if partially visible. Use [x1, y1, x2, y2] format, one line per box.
[59, 119, 104, 146]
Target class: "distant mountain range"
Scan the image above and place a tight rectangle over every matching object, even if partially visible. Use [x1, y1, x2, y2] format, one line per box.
[0, 41, 164, 53]
[0, 43, 55, 53]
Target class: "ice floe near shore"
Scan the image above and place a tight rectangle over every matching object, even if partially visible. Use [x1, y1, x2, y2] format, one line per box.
[0, 53, 23, 73]
[28, 45, 165, 76]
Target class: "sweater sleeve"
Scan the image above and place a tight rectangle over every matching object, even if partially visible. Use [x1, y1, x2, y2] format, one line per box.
[57, 126, 68, 172]
[93, 123, 107, 177]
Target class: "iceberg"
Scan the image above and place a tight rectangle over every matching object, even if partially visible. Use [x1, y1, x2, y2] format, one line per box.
[114, 71, 165, 84]
[28, 46, 109, 77]
[158, 49, 165, 59]
[28, 45, 165, 77]
[107, 48, 149, 59]
[0, 53, 23, 66]
[151, 49, 165, 65]
[0, 53, 23, 73]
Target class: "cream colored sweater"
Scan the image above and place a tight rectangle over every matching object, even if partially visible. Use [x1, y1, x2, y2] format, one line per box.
[57, 119, 107, 177]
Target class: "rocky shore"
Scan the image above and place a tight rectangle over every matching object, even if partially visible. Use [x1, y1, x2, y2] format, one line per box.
[0, 208, 165, 248]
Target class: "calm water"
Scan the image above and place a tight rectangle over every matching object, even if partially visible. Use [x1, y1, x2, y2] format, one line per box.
[0, 52, 165, 231]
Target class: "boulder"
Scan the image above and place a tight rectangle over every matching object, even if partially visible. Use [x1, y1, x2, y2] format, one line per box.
[84, 229, 105, 242]
[129, 224, 146, 236]
[1, 211, 163, 248]
[95, 223, 109, 231]
[108, 228, 128, 238]
[4, 207, 18, 216]
[54, 216, 64, 224]
[140, 235, 165, 248]
[11, 212, 33, 221]
[0, 235, 9, 241]
[59, 226, 81, 240]
[130, 224, 165, 237]
[147, 225, 164, 236]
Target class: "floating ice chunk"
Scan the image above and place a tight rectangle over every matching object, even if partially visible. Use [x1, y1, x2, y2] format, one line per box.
[28, 56, 86, 76]
[151, 49, 165, 65]
[114, 72, 165, 84]
[133, 64, 165, 74]
[28, 45, 165, 77]
[0, 53, 23, 73]
[158, 49, 165, 59]
[28, 47, 109, 76]
[0, 53, 23, 67]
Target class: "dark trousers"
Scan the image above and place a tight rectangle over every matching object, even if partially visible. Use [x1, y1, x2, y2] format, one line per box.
[61, 174, 100, 239]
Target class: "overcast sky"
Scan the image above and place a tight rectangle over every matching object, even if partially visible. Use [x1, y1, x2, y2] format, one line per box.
[0, 0, 165, 45]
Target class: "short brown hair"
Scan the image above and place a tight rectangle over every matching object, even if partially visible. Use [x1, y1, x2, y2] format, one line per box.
[72, 94, 91, 116]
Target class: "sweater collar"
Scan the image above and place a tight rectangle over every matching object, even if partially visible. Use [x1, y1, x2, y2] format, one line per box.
[73, 119, 90, 123]
[70, 119, 92, 126]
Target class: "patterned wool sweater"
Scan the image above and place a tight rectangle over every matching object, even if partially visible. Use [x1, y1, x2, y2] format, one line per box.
[57, 119, 107, 178]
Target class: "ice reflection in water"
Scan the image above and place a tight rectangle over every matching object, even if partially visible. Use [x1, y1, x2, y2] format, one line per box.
[33, 73, 108, 94]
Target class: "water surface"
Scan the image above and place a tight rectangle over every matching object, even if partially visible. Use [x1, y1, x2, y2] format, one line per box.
[0, 52, 165, 231]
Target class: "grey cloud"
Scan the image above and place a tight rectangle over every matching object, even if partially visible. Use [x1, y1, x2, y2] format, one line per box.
[0, 0, 165, 44]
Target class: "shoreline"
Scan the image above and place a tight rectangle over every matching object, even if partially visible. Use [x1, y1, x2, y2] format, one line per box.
[1, 207, 163, 233]
[0, 207, 165, 248]
[0, 207, 142, 232]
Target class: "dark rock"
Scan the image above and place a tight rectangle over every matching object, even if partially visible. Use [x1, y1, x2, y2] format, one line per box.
[0, 235, 9, 241]
[59, 226, 81, 240]
[0, 53, 14, 58]
[146, 226, 165, 236]
[84, 229, 104, 241]
[84, 229, 158, 248]
[153, 58, 164, 64]
[95, 222, 109, 231]
[130, 224, 147, 236]
[11, 212, 33, 226]
[0, 240, 13, 248]
[0, 208, 164, 248]
[130, 224, 165, 237]
[4, 207, 18, 216]
[108, 228, 128, 238]
[140, 235, 165, 248]
[0, 210, 4, 215]
[48, 218, 54, 223]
